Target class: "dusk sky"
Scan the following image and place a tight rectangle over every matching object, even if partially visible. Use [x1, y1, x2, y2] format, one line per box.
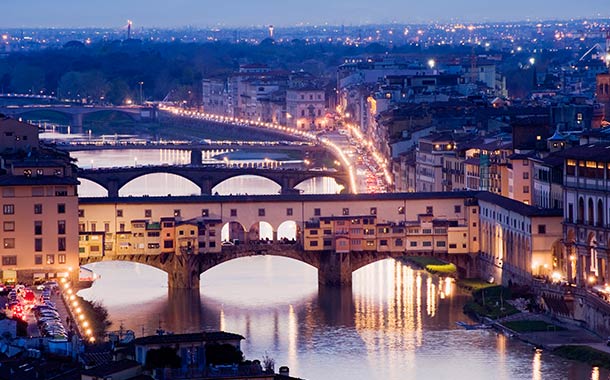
[3, 0, 610, 28]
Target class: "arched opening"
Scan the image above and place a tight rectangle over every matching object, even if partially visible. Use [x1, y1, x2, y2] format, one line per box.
[588, 198, 595, 226]
[200, 256, 317, 307]
[120, 173, 200, 197]
[77, 262, 168, 306]
[17, 110, 71, 125]
[247, 221, 274, 243]
[578, 197, 585, 223]
[277, 221, 299, 243]
[295, 177, 344, 194]
[221, 221, 246, 245]
[597, 199, 604, 227]
[588, 232, 598, 278]
[212, 175, 281, 195]
[82, 110, 136, 124]
[78, 178, 108, 197]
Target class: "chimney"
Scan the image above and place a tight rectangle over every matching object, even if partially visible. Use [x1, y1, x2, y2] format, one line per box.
[279, 366, 289, 376]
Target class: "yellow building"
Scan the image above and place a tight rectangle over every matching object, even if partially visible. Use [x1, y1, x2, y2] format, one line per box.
[0, 117, 79, 283]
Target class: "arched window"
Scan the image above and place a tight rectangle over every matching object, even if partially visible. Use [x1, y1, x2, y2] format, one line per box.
[578, 197, 585, 223]
[588, 198, 595, 226]
[598, 199, 605, 227]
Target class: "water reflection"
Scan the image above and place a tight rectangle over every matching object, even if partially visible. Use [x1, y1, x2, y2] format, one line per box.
[79, 258, 608, 380]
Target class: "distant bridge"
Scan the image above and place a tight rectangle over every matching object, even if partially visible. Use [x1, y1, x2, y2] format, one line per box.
[79, 242, 474, 289]
[77, 165, 350, 196]
[0, 104, 155, 131]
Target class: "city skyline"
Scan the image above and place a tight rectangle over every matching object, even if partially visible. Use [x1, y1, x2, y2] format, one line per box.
[3, 0, 610, 28]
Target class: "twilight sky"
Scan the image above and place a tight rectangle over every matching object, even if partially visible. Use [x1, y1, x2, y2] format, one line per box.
[3, 0, 609, 28]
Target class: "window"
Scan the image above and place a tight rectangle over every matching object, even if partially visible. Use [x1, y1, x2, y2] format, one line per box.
[58, 220, 66, 235]
[454, 205, 461, 213]
[2, 256, 16, 265]
[164, 240, 174, 249]
[395, 238, 403, 246]
[522, 160, 529, 166]
[3, 204, 14, 215]
[309, 230, 319, 236]
[426, 206, 433, 214]
[34, 204, 43, 214]
[34, 221, 42, 235]
[78, 209, 85, 218]
[58, 254, 66, 264]
[58, 237, 66, 251]
[57, 203, 65, 214]
[410, 241, 417, 247]
[380, 239, 388, 246]
[3, 238, 15, 249]
[314, 208, 321, 216]
[35, 238, 43, 252]
[310, 241, 319, 247]
[538, 225, 546, 234]
[145, 209, 152, 218]
[436, 241, 446, 247]
[201, 209, 209, 217]
[523, 172, 529, 180]
[449, 244, 457, 249]
[523, 186, 529, 194]
[3, 221, 14, 232]
[398, 206, 405, 215]
[119, 223, 125, 232]
[323, 240, 332, 247]
[46, 254, 55, 264]
[148, 243, 160, 249]
[370, 207, 377, 215]
[422, 241, 432, 247]
[230, 209, 237, 217]
[258, 208, 266, 217]
[342, 208, 350, 216]
[34, 255, 42, 265]
[104, 223, 110, 232]
[286, 208, 293, 216]
[173, 209, 181, 217]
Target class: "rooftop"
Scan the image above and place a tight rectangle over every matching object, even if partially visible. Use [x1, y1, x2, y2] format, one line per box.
[81, 359, 140, 378]
[557, 142, 610, 161]
[475, 192, 563, 217]
[134, 331, 245, 346]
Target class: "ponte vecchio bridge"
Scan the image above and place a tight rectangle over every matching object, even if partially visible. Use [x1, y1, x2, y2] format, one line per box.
[77, 192, 482, 289]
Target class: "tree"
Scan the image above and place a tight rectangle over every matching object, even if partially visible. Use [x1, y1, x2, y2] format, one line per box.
[144, 346, 181, 370]
[205, 343, 244, 365]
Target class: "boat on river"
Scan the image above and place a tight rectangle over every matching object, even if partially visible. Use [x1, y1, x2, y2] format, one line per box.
[456, 321, 493, 330]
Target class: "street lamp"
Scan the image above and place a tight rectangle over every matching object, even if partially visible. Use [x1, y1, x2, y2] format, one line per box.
[138, 82, 144, 105]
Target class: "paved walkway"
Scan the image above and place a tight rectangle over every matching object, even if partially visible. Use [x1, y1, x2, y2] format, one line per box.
[496, 313, 610, 354]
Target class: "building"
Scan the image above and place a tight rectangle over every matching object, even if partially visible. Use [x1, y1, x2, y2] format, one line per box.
[477, 192, 563, 285]
[0, 116, 79, 284]
[560, 142, 610, 285]
[285, 87, 327, 130]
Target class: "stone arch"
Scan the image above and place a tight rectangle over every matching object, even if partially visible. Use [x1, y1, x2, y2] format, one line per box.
[221, 221, 247, 244]
[119, 173, 200, 197]
[277, 220, 299, 242]
[247, 221, 274, 242]
[77, 178, 109, 197]
[588, 198, 595, 226]
[294, 176, 345, 194]
[578, 196, 585, 223]
[81, 109, 138, 122]
[211, 175, 282, 195]
[598, 199, 604, 228]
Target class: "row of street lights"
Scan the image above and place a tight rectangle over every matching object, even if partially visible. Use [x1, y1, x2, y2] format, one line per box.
[60, 277, 95, 343]
[160, 105, 359, 193]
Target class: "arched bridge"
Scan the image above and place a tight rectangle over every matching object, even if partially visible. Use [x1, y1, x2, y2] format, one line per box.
[79, 243, 475, 288]
[0, 104, 155, 131]
[77, 165, 351, 196]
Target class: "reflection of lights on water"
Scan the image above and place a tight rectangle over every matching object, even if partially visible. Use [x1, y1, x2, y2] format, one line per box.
[219, 308, 225, 332]
[591, 366, 600, 380]
[287, 304, 298, 372]
[532, 349, 542, 380]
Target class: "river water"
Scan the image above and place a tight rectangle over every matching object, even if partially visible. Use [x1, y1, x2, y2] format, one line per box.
[71, 148, 607, 380]
[78, 258, 605, 380]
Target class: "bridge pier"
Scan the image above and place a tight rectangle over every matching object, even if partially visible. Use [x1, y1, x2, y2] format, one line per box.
[167, 255, 201, 289]
[71, 113, 84, 134]
[107, 180, 120, 198]
[318, 251, 352, 286]
[191, 149, 203, 166]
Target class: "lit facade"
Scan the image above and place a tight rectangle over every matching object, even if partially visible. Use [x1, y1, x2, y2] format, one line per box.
[0, 117, 79, 283]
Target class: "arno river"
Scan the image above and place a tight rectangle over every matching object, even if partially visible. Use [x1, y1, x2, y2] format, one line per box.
[72, 148, 607, 380]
